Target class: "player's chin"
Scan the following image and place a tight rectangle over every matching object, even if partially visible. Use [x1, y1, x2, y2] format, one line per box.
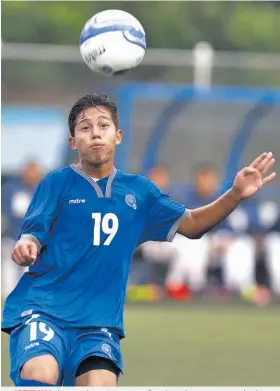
[88, 154, 109, 165]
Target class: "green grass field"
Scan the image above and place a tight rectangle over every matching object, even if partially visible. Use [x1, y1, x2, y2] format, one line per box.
[1, 303, 280, 386]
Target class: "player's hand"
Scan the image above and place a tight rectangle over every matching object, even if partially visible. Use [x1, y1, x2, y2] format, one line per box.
[11, 239, 38, 266]
[232, 152, 276, 200]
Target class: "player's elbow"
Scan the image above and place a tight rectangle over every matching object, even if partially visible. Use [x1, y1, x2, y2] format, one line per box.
[187, 232, 204, 239]
[178, 211, 205, 239]
[180, 230, 205, 240]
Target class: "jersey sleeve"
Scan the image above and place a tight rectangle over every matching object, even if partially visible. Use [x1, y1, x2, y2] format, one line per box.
[19, 171, 61, 252]
[139, 179, 189, 244]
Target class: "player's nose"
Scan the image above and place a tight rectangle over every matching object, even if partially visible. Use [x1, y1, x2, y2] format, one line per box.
[91, 126, 101, 139]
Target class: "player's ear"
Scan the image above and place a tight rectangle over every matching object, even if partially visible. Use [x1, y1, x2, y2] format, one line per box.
[116, 129, 123, 145]
[69, 136, 78, 150]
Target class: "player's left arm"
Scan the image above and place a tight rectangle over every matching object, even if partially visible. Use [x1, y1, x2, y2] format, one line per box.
[178, 152, 276, 239]
[15, 171, 63, 261]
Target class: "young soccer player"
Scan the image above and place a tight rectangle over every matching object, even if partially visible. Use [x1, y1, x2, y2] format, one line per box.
[1, 93, 276, 387]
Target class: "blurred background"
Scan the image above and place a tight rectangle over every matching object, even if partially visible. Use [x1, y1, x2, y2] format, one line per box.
[1, 1, 280, 387]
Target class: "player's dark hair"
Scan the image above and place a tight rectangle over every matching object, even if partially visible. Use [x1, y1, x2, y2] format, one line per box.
[68, 93, 119, 136]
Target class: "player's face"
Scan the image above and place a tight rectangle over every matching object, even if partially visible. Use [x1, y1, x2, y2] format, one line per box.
[69, 106, 122, 165]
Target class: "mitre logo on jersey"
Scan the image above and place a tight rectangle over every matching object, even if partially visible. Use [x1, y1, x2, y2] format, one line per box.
[125, 194, 137, 210]
[69, 199, 86, 204]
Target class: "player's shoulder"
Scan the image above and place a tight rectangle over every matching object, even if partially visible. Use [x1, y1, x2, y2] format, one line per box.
[117, 169, 152, 186]
[116, 169, 163, 197]
[40, 166, 74, 185]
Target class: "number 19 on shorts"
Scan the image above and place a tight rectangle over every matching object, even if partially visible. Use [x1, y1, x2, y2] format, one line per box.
[92, 213, 119, 246]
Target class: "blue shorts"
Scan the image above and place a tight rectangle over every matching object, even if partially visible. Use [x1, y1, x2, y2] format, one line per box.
[9, 313, 123, 386]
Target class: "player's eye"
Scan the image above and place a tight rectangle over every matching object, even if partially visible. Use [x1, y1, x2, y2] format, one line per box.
[100, 123, 110, 128]
[81, 126, 90, 130]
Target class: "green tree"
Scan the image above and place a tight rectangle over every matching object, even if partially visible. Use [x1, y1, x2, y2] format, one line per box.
[2, 1, 280, 52]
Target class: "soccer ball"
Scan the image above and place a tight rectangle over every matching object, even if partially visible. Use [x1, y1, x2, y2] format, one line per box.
[80, 9, 146, 76]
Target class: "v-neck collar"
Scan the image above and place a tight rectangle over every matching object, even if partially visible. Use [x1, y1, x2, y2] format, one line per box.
[69, 164, 117, 198]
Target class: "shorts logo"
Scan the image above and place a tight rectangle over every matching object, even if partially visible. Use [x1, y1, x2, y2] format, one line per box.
[101, 343, 112, 358]
[25, 342, 39, 350]
[21, 309, 33, 317]
[125, 194, 137, 210]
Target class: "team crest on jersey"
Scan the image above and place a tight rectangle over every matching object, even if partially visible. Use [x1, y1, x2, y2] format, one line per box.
[101, 343, 112, 358]
[125, 194, 137, 210]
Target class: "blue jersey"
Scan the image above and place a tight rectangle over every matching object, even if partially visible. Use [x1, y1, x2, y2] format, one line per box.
[2, 165, 188, 337]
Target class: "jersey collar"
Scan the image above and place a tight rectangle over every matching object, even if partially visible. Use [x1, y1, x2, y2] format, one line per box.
[69, 164, 117, 198]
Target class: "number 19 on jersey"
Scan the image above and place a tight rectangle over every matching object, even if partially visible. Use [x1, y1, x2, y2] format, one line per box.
[92, 213, 119, 246]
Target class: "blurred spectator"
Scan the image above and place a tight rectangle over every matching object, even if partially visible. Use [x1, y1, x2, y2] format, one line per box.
[167, 164, 280, 297]
[135, 166, 177, 286]
[221, 189, 280, 296]
[132, 163, 280, 300]
[166, 164, 222, 293]
[1, 161, 44, 296]
[184, 163, 220, 206]
[148, 165, 171, 192]
[255, 191, 280, 295]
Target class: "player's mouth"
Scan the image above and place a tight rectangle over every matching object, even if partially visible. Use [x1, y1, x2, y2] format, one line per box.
[89, 144, 105, 150]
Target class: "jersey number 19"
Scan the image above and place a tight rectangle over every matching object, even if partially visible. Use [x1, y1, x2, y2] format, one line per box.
[92, 213, 119, 246]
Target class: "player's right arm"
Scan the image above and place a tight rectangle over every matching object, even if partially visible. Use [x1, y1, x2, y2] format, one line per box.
[11, 171, 62, 266]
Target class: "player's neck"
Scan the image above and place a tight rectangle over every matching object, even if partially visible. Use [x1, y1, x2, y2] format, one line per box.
[77, 160, 114, 179]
